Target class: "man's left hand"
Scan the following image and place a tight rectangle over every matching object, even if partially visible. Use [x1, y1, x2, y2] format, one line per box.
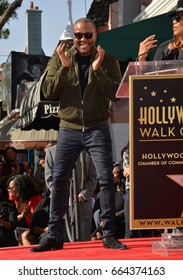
[92, 45, 105, 71]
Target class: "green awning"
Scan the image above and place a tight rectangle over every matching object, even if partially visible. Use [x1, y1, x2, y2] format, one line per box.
[97, 13, 173, 61]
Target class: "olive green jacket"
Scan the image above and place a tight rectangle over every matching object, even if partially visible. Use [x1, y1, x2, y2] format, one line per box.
[42, 46, 122, 130]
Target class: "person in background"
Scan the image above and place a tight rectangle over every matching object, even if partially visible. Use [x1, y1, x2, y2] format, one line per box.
[91, 163, 125, 240]
[43, 143, 67, 242]
[33, 157, 46, 195]
[74, 150, 97, 241]
[121, 143, 131, 238]
[113, 162, 125, 239]
[90, 182, 102, 240]
[0, 158, 5, 179]
[0, 179, 18, 247]
[31, 17, 126, 252]
[44, 141, 56, 154]
[1, 147, 32, 180]
[138, 0, 183, 61]
[20, 188, 50, 246]
[7, 175, 41, 245]
[17, 142, 56, 246]
[44, 144, 57, 196]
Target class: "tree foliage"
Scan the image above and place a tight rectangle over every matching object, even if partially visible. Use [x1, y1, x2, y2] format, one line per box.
[0, 0, 23, 39]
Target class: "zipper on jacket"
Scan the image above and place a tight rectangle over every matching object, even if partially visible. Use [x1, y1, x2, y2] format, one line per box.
[73, 57, 85, 132]
[81, 100, 85, 132]
[81, 64, 92, 132]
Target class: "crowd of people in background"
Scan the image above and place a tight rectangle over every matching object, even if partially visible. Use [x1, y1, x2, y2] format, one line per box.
[0, 140, 162, 248]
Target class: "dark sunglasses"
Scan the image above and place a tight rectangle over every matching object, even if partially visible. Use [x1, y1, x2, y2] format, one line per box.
[74, 32, 93, 40]
[172, 14, 183, 22]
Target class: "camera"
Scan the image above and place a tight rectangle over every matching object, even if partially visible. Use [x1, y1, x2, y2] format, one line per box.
[60, 39, 73, 51]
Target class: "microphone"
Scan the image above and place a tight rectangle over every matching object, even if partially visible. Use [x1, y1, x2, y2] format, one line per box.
[136, 36, 176, 62]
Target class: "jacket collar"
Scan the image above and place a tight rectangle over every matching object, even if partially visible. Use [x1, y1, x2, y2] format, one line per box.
[70, 45, 98, 60]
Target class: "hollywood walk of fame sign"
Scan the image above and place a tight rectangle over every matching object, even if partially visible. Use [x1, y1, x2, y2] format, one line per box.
[129, 75, 183, 230]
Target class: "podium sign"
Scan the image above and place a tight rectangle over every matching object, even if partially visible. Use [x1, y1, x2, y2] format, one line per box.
[129, 74, 183, 229]
[116, 60, 183, 98]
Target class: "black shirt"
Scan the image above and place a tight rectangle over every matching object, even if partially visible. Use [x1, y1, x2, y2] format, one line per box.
[76, 53, 91, 100]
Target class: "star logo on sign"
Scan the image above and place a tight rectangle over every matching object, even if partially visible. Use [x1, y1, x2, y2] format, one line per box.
[171, 97, 176, 103]
[151, 91, 156, 97]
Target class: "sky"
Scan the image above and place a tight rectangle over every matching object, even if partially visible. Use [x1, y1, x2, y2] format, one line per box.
[0, 0, 93, 64]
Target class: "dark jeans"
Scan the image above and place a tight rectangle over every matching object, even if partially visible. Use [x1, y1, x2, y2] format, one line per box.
[47, 126, 116, 241]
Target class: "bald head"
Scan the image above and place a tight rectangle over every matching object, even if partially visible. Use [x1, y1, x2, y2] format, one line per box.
[74, 18, 96, 32]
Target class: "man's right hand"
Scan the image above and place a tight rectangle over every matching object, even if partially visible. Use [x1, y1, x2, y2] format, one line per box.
[56, 43, 70, 68]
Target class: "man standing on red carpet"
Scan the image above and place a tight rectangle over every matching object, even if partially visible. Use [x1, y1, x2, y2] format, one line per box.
[31, 17, 127, 252]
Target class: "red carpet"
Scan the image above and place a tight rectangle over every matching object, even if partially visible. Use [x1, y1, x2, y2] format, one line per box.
[0, 237, 182, 260]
